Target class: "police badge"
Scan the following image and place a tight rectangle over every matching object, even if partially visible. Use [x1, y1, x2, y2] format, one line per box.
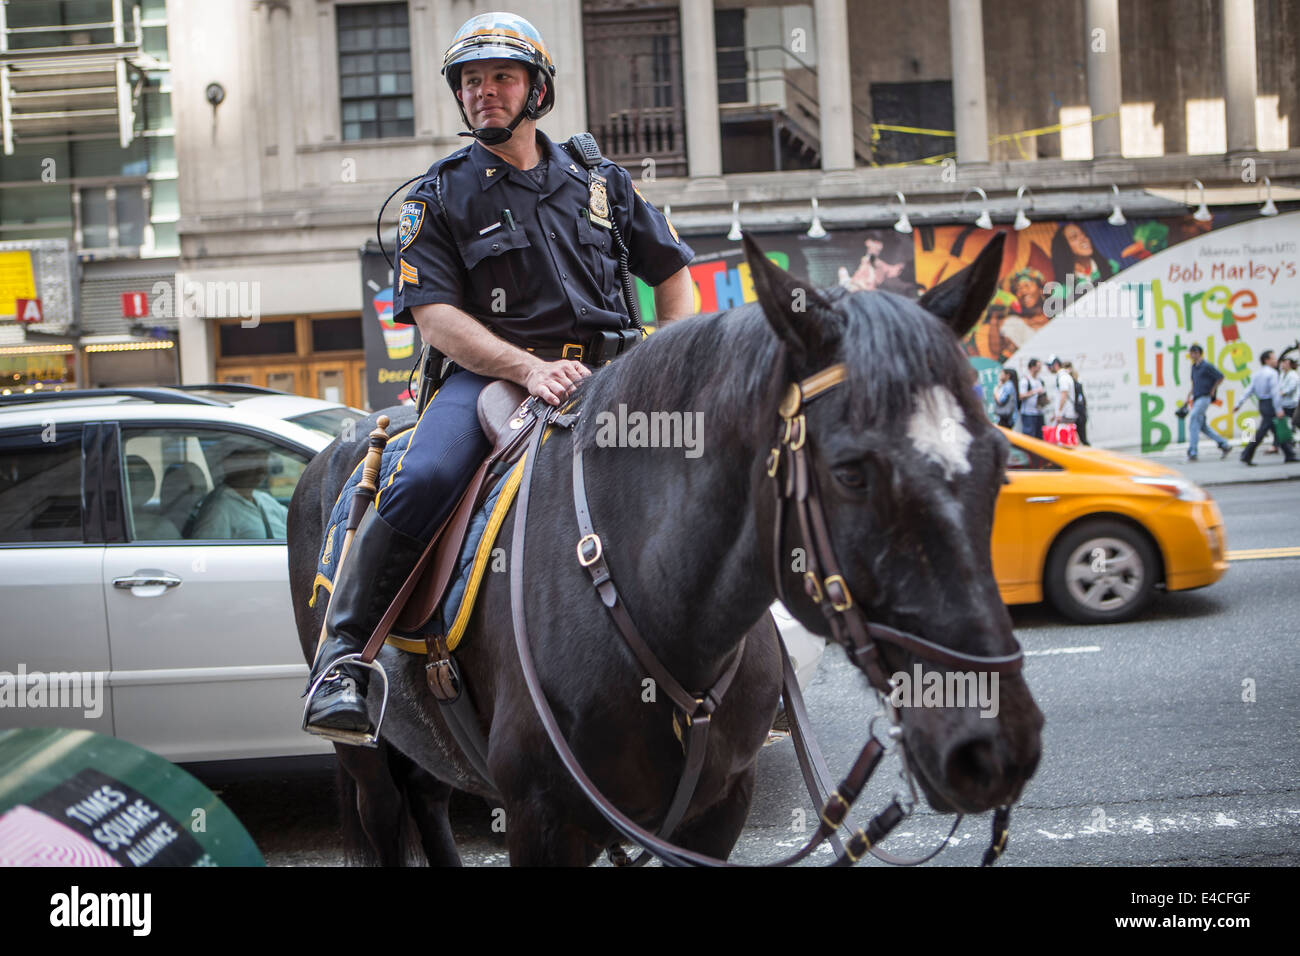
[587, 173, 611, 228]
[398, 201, 426, 250]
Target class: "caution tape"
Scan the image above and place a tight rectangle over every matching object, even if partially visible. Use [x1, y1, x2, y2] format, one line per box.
[863, 110, 1122, 167]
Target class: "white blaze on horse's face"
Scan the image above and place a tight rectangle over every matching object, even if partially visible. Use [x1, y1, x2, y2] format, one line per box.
[906, 386, 973, 480]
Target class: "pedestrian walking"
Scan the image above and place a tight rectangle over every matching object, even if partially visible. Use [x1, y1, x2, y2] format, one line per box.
[1235, 350, 1298, 465]
[1270, 356, 1299, 453]
[1051, 356, 1078, 433]
[994, 366, 1019, 429]
[1183, 343, 1233, 461]
[1019, 358, 1047, 440]
[1067, 362, 1089, 445]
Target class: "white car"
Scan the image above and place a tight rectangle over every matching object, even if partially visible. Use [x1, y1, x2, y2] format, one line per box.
[0, 386, 823, 766]
[0, 386, 351, 763]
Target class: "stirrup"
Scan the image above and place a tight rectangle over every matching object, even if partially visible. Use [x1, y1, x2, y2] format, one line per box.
[301, 654, 390, 748]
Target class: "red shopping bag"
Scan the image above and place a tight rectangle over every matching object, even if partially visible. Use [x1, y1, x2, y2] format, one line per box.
[1043, 423, 1079, 445]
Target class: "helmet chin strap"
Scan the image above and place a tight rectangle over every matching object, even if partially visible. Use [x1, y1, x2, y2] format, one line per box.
[458, 108, 525, 145]
[457, 79, 543, 146]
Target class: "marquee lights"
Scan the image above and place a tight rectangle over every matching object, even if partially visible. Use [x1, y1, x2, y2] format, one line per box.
[83, 341, 176, 354]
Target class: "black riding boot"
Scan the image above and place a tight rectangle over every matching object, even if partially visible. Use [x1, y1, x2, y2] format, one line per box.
[303, 507, 426, 744]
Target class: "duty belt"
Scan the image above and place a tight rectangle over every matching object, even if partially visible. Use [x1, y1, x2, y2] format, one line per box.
[525, 342, 589, 362]
[525, 329, 644, 366]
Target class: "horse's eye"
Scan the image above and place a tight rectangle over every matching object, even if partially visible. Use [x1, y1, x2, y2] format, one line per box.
[832, 463, 867, 489]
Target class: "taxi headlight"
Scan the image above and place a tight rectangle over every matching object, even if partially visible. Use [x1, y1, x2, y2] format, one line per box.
[1130, 475, 1208, 501]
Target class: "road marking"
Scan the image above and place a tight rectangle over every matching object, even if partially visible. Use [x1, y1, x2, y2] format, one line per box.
[1024, 645, 1102, 657]
[1227, 546, 1300, 561]
[876, 806, 1300, 850]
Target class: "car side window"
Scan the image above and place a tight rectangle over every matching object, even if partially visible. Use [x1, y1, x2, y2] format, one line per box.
[120, 427, 311, 542]
[0, 427, 84, 543]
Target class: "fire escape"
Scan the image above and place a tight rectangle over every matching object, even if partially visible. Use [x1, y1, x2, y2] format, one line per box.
[0, 0, 158, 155]
[716, 43, 874, 173]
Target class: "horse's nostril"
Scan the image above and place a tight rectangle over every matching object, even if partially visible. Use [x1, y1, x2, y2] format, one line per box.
[946, 737, 1000, 791]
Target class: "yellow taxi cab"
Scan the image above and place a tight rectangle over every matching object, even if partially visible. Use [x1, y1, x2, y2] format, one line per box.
[992, 428, 1228, 623]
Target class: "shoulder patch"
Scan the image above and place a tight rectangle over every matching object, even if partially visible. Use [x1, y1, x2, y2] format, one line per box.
[399, 201, 426, 250]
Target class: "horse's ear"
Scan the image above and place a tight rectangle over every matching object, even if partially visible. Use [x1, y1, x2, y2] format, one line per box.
[742, 232, 841, 367]
[918, 231, 1006, 339]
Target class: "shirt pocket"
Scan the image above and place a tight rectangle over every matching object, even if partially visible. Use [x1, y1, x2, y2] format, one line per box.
[575, 214, 613, 292]
[460, 227, 533, 313]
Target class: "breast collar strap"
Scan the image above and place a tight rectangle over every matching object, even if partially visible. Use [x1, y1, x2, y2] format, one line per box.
[766, 362, 1026, 695]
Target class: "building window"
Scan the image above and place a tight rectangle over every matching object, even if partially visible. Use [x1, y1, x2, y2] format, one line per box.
[715, 10, 747, 105]
[337, 3, 414, 141]
[218, 320, 296, 358]
[77, 184, 150, 255]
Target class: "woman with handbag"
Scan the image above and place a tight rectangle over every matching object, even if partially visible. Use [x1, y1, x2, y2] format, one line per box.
[1272, 357, 1299, 453]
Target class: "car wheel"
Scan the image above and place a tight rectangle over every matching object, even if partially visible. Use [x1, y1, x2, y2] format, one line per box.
[1045, 519, 1158, 624]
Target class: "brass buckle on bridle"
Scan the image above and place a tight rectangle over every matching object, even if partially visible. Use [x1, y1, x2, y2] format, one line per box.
[782, 414, 806, 451]
[824, 573, 853, 612]
[766, 446, 781, 477]
[577, 532, 603, 567]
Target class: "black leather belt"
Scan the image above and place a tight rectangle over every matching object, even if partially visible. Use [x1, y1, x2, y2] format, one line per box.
[525, 342, 589, 362]
[526, 329, 643, 366]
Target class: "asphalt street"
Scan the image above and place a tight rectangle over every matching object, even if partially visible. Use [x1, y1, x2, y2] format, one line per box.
[208, 480, 1300, 867]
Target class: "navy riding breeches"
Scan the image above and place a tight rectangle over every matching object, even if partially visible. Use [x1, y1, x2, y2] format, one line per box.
[375, 369, 494, 541]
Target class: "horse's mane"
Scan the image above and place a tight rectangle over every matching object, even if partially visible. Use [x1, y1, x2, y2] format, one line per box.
[574, 285, 983, 449]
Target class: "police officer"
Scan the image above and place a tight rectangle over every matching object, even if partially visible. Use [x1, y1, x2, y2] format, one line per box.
[304, 12, 696, 740]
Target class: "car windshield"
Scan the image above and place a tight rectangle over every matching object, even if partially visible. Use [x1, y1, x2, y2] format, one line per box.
[287, 407, 367, 441]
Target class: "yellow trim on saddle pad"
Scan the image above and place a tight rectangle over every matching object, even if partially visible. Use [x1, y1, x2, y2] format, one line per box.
[383, 452, 528, 654]
[308, 572, 333, 609]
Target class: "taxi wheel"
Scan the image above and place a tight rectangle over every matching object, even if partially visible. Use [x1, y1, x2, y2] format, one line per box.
[1045, 520, 1158, 624]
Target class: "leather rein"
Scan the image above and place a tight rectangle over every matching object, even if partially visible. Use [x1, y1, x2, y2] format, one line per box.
[507, 361, 1026, 867]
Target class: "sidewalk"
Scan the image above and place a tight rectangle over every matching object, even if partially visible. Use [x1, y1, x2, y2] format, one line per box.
[1120, 443, 1300, 488]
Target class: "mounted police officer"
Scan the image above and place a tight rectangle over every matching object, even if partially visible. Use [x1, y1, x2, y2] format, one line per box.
[304, 12, 696, 741]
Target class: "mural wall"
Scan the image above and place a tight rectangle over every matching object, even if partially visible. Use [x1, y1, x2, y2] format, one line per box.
[646, 206, 1296, 451]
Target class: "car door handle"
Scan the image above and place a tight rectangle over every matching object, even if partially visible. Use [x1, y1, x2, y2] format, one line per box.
[1026, 496, 1059, 504]
[113, 572, 182, 589]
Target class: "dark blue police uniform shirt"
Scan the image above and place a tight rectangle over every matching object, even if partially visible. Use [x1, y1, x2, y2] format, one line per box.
[391, 129, 693, 348]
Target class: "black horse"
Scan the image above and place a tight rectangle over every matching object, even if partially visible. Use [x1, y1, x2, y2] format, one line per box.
[287, 234, 1043, 866]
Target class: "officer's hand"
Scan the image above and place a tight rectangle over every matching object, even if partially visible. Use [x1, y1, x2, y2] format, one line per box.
[526, 359, 591, 406]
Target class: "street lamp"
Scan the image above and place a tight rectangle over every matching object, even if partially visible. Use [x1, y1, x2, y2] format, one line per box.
[1107, 184, 1127, 226]
[963, 186, 993, 230]
[1013, 185, 1033, 230]
[892, 191, 912, 234]
[806, 198, 827, 238]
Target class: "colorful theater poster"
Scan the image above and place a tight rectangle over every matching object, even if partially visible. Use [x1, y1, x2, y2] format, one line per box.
[1003, 211, 1300, 450]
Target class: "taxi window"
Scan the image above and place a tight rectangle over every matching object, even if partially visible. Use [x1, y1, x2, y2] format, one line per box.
[1007, 445, 1062, 471]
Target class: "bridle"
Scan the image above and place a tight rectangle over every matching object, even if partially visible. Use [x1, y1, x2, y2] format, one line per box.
[767, 362, 1026, 694]
[506, 358, 1027, 867]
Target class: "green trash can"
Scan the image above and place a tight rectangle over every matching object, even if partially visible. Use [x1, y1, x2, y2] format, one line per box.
[0, 728, 263, 866]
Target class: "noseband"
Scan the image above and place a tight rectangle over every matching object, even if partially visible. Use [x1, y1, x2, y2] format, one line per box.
[765, 362, 1026, 693]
